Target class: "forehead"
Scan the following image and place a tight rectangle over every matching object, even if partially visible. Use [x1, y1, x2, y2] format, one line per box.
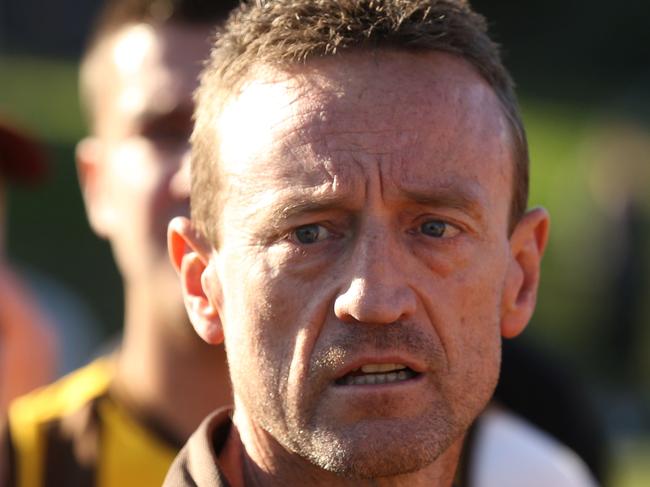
[93, 22, 211, 134]
[216, 50, 513, 222]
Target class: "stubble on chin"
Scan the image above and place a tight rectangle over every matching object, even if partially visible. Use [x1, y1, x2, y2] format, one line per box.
[254, 322, 470, 478]
[235, 320, 496, 480]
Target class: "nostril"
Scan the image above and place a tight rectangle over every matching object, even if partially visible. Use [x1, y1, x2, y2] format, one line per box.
[334, 277, 366, 322]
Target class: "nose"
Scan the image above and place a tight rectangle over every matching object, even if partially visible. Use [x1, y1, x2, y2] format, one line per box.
[334, 231, 417, 325]
[169, 149, 191, 200]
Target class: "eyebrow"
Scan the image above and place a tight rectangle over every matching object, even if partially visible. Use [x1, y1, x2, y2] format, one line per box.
[269, 194, 351, 227]
[400, 185, 486, 220]
[135, 102, 194, 129]
[263, 182, 486, 231]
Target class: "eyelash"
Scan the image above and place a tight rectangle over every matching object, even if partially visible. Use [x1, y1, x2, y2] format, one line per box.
[286, 217, 462, 247]
[415, 219, 462, 239]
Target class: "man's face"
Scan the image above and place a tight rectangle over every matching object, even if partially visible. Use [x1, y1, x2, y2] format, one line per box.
[82, 23, 211, 315]
[209, 51, 517, 477]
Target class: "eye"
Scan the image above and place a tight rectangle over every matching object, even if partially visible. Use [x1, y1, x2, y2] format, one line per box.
[420, 220, 460, 239]
[146, 126, 191, 146]
[292, 224, 332, 244]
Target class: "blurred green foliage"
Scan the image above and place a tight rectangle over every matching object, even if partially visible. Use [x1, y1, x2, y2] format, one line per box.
[1, 55, 123, 337]
[0, 56, 85, 144]
[610, 439, 650, 487]
[525, 102, 598, 344]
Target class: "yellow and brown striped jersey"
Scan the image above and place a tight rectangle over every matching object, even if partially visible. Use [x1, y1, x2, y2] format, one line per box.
[0, 360, 597, 487]
[0, 358, 178, 487]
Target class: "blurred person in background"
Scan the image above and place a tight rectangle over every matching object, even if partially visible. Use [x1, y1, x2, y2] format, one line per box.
[1, 1, 237, 486]
[0, 118, 58, 414]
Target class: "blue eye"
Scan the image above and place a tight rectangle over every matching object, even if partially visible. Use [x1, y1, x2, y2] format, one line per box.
[421, 220, 450, 238]
[293, 224, 330, 244]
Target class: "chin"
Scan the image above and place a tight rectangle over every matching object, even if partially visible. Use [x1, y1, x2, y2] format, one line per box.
[298, 415, 461, 479]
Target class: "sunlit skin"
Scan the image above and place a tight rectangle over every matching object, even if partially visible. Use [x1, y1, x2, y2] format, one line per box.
[171, 50, 549, 486]
[76, 22, 231, 441]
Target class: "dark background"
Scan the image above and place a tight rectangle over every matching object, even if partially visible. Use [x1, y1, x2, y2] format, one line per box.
[3, 0, 649, 95]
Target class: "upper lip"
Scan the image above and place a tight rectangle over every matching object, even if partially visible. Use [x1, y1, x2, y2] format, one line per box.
[333, 355, 427, 381]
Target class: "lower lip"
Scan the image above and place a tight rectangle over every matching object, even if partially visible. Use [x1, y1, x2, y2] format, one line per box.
[333, 372, 423, 390]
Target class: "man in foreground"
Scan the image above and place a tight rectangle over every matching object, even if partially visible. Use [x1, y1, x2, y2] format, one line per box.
[166, 0, 551, 485]
[1, 1, 236, 485]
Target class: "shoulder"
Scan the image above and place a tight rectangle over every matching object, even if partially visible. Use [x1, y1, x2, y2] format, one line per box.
[4, 358, 114, 486]
[163, 408, 233, 487]
[468, 406, 599, 487]
[8, 357, 114, 429]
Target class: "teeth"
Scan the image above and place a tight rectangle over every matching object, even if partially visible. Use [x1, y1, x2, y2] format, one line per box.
[360, 363, 407, 374]
[341, 369, 414, 386]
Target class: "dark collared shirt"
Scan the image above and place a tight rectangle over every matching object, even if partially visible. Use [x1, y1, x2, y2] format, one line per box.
[162, 408, 463, 487]
[163, 408, 233, 487]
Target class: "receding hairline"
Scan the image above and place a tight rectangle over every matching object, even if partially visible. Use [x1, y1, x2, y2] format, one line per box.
[190, 0, 529, 246]
[197, 47, 521, 233]
[211, 45, 515, 110]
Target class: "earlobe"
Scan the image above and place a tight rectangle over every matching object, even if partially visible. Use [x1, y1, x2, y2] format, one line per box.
[500, 208, 550, 338]
[168, 217, 224, 345]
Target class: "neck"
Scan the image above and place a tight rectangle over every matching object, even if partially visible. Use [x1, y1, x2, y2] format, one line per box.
[114, 282, 232, 443]
[229, 408, 462, 487]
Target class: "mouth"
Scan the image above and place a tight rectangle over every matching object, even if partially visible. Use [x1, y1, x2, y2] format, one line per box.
[335, 363, 420, 386]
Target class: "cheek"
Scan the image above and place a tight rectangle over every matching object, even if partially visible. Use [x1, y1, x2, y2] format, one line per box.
[108, 142, 159, 192]
[107, 140, 178, 201]
[223, 244, 339, 411]
[107, 142, 183, 237]
[442, 236, 509, 313]
[428, 261, 504, 423]
[425, 243, 508, 370]
[221, 252, 305, 396]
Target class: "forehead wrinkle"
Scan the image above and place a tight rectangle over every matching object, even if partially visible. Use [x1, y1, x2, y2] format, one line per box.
[222, 142, 362, 230]
[218, 52, 514, 239]
[286, 84, 502, 167]
[287, 108, 417, 163]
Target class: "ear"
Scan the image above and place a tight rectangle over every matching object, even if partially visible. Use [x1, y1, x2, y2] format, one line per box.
[169, 149, 192, 200]
[168, 216, 224, 345]
[76, 137, 114, 238]
[500, 208, 550, 339]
